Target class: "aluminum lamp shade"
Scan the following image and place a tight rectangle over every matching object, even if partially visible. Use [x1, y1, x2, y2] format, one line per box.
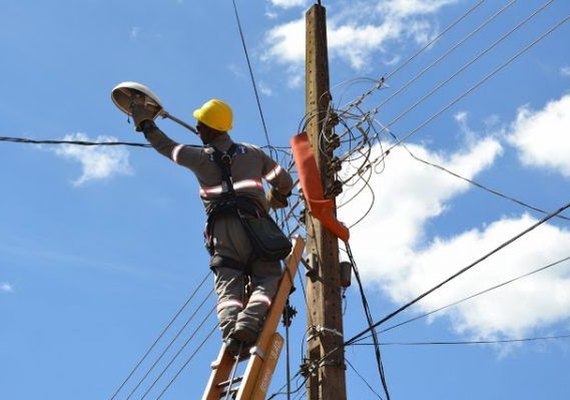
[111, 81, 164, 117]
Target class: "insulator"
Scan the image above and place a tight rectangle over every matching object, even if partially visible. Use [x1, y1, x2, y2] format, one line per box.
[325, 180, 343, 198]
[329, 157, 342, 173]
[325, 133, 340, 152]
[326, 112, 340, 129]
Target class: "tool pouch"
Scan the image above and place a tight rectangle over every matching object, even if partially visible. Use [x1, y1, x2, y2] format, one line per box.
[238, 210, 292, 261]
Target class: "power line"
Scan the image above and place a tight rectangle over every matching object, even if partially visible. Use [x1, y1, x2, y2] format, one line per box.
[139, 307, 217, 399]
[109, 271, 211, 400]
[380, 0, 555, 136]
[125, 290, 215, 400]
[384, 130, 570, 222]
[345, 199, 570, 347]
[345, 358, 385, 400]
[351, 334, 570, 347]
[339, 0, 488, 115]
[0, 136, 151, 147]
[346, 242, 391, 399]
[378, 10, 570, 159]
[372, 0, 518, 113]
[231, 0, 274, 155]
[357, 255, 570, 342]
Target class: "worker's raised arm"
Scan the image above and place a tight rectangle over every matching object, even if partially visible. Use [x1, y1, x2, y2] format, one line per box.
[128, 98, 204, 171]
[139, 120, 204, 170]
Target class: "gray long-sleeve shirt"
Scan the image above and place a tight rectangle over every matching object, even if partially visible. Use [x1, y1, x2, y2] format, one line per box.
[141, 121, 293, 214]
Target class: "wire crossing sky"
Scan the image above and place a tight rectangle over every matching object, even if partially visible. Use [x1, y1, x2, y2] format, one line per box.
[2, 1, 570, 399]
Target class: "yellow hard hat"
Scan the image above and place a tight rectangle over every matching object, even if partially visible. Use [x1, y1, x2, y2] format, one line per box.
[193, 99, 233, 132]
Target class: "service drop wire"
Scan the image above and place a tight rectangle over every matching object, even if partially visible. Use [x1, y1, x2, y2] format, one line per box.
[109, 271, 211, 400]
[125, 289, 215, 400]
[345, 200, 570, 347]
[354, 255, 570, 344]
[345, 242, 391, 400]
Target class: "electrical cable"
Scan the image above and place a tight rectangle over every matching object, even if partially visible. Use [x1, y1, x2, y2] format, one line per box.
[345, 358, 385, 400]
[139, 306, 217, 400]
[125, 289, 215, 400]
[109, 271, 211, 400]
[373, 0, 518, 113]
[391, 134, 570, 222]
[231, 0, 276, 158]
[338, 0, 487, 115]
[345, 199, 570, 347]
[346, 242, 391, 400]
[380, 0, 555, 135]
[1, 136, 151, 148]
[351, 334, 570, 347]
[377, 11, 570, 159]
[154, 324, 219, 400]
[355, 255, 570, 343]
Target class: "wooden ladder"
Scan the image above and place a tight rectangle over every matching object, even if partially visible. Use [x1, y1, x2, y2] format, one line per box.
[201, 236, 305, 400]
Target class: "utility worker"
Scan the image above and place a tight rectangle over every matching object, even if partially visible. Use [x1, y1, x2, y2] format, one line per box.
[131, 99, 293, 354]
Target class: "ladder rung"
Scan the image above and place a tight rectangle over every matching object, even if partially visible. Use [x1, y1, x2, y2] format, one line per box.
[216, 376, 243, 389]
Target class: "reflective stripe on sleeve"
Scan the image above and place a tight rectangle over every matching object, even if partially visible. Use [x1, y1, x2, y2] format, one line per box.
[264, 164, 283, 182]
[171, 144, 185, 164]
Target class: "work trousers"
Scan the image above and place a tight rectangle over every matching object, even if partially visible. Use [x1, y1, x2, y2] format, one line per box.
[209, 213, 282, 340]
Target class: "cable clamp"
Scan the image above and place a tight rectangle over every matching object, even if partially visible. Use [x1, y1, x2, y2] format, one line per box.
[307, 325, 343, 342]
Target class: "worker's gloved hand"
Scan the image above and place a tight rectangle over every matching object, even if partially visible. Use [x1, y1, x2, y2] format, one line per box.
[267, 188, 289, 209]
[130, 100, 160, 132]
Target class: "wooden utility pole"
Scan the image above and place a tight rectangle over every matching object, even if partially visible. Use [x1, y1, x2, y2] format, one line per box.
[304, 4, 347, 400]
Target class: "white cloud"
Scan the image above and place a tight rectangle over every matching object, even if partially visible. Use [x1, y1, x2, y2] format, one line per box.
[51, 133, 133, 186]
[507, 94, 570, 177]
[339, 137, 570, 340]
[1, 282, 14, 293]
[259, 81, 274, 97]
[263, 0, 457, 73]
[130, 27, 141, 40]
[269, 0, 308, 8]
[560, 66, 570, 77]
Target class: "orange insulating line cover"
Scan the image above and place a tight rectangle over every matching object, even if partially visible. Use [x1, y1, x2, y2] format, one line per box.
[291, 132, 350, 242]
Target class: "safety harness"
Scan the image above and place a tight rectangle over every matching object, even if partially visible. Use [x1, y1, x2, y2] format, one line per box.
[205, 143, 291, 269]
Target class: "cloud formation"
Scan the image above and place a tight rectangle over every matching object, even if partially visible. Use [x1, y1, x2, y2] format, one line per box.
[263, 0, 458, 80]
[52, 133, 133, 186]
[268, 0, 309, 8]
[339, 136, 570, 340]
[508, 94, 570, 178]
[1, 282, 14, 293]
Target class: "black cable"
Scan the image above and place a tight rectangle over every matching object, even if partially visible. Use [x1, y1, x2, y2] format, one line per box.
[356, 255, 570, 343]
[231, 0, 275, 158]
[345, 200, 570, 346]
[109, 271, 211, 400]
[393, 136, 570, 222]
[125, 290, 215, 399]
[382, 0, 555, 135]
[346, 242, 391, 400]
[139, 306, 217, 399]
[379, 11, 570, 159]
[1, 136, 151, 147]
[351, 334, 570, 347]
[345, 358, 385, 400]
[154, 324, 219, 400]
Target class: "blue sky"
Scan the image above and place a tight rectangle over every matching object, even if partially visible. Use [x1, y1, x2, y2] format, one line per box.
[2, 0, 570, 399]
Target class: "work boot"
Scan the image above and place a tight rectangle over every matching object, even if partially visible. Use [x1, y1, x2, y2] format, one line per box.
[225, 337, 250, 359]
[231, 325, 258, 346]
